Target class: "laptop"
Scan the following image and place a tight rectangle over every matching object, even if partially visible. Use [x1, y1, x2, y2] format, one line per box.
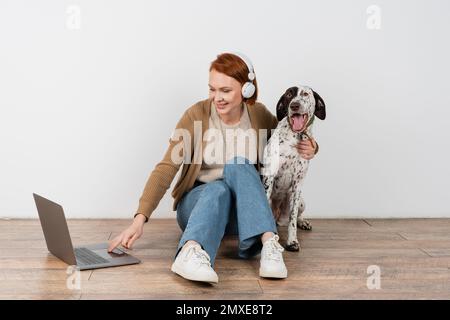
[33, 193, 141, 270]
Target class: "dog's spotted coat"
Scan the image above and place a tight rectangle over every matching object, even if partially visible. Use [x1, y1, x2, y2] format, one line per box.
[262, 86, 326, 251]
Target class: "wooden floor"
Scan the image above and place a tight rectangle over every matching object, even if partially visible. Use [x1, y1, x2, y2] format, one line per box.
[0, 218, 449, 300]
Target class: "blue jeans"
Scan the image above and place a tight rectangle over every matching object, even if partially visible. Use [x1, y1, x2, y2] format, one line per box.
[175, 156, 278, 267]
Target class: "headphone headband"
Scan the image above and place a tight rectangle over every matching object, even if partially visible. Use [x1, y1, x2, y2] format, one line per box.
[231, 52, 255, 81]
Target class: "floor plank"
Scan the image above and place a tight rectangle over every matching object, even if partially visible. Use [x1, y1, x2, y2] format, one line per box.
[1, 218, 449, 300]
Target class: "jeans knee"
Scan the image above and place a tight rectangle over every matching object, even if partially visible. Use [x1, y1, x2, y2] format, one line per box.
[204, 181, 231, 201]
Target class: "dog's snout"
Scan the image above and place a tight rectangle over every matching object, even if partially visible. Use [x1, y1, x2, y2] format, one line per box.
[290, 102, 300, 112]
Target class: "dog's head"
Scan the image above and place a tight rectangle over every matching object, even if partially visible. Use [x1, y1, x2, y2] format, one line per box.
[276, 86, 326, 133]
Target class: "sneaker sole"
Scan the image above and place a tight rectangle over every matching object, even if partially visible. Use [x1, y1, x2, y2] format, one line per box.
[259, 268, 288, 279]
[171, 263, 218, 284]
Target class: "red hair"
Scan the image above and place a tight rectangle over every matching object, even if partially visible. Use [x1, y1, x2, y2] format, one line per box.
[209, 53, 259, 105]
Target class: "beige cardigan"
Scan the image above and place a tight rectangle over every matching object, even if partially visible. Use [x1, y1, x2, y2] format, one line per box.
[135, 98, 279, 221]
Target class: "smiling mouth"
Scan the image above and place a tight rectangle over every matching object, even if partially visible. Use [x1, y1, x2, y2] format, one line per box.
[290, 113, 308, 132]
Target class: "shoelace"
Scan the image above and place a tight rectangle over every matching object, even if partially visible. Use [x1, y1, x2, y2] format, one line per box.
[184, 245, 211, 266]
[264, 237, 285, 261]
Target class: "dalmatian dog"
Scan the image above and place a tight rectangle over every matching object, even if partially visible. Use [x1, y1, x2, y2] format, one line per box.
[262, 86, 326, 251]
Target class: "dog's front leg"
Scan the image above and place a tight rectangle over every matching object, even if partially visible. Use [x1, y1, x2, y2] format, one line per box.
[262, 174, 275, 217]
[262, 143, 276, 215]
[297, 196, 312, 230]
[285, 194, 301, 251]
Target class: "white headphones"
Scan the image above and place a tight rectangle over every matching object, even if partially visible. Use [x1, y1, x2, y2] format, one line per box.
[231, 52, 256, 99]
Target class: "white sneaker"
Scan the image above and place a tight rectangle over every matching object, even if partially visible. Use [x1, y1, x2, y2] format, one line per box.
[171, 242, 219, 284]
[259, 235, 288, 279]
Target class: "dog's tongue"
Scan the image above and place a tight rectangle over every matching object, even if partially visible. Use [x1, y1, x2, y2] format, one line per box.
[292, 114, 305, 131]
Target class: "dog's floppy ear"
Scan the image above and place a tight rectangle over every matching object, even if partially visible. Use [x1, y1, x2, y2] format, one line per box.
[276, 87, 296, 121]
[312, 90, 326, 120]
[276, 94, 288, 121]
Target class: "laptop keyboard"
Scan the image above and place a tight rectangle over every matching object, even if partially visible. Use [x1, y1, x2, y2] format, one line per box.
[74, 247, 109, 265]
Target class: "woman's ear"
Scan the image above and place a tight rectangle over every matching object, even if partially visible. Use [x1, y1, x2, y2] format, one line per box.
[312, 90, 326, 120]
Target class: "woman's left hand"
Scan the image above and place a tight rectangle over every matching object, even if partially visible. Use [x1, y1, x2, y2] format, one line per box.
[296, 138, 317, 160]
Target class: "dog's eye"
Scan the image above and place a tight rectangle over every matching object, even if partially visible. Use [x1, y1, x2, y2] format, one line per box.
[301, 91, 309, 97]
[286, 93, 292, 98]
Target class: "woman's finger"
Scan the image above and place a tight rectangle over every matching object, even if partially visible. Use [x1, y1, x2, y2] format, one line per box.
[127, 233, 140, 249]
[108, 235, 123, 252]
[300, 143, 313, 150]
[297, 145, 313, 152]
[125, 232, 137, 248]
[121, 233, 132, 248]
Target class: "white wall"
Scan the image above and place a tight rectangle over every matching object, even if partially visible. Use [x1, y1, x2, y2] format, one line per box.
[1, 0, 449, 219]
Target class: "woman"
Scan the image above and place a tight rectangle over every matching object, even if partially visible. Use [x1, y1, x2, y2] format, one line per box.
[108, 53, 318, 284]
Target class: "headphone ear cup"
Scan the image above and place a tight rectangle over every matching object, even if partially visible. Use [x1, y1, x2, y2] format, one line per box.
[241, 82, 255, 99]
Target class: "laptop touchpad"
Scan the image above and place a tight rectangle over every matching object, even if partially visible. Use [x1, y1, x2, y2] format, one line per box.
[109, 248, 126, 256]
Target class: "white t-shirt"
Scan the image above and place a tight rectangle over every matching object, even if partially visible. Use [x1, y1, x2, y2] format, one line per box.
[196, 101, 258, 183]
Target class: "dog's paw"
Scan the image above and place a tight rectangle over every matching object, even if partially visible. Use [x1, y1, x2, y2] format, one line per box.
[285, 241, 300, 252]
[298, 219, 312, 231]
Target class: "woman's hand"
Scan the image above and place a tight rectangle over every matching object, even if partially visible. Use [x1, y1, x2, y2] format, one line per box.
[296, 138, 318, 160]
[108, 214, 146, 252]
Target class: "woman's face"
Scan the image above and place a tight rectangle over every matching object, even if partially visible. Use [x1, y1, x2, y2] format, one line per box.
[208, 69, 243, 117]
